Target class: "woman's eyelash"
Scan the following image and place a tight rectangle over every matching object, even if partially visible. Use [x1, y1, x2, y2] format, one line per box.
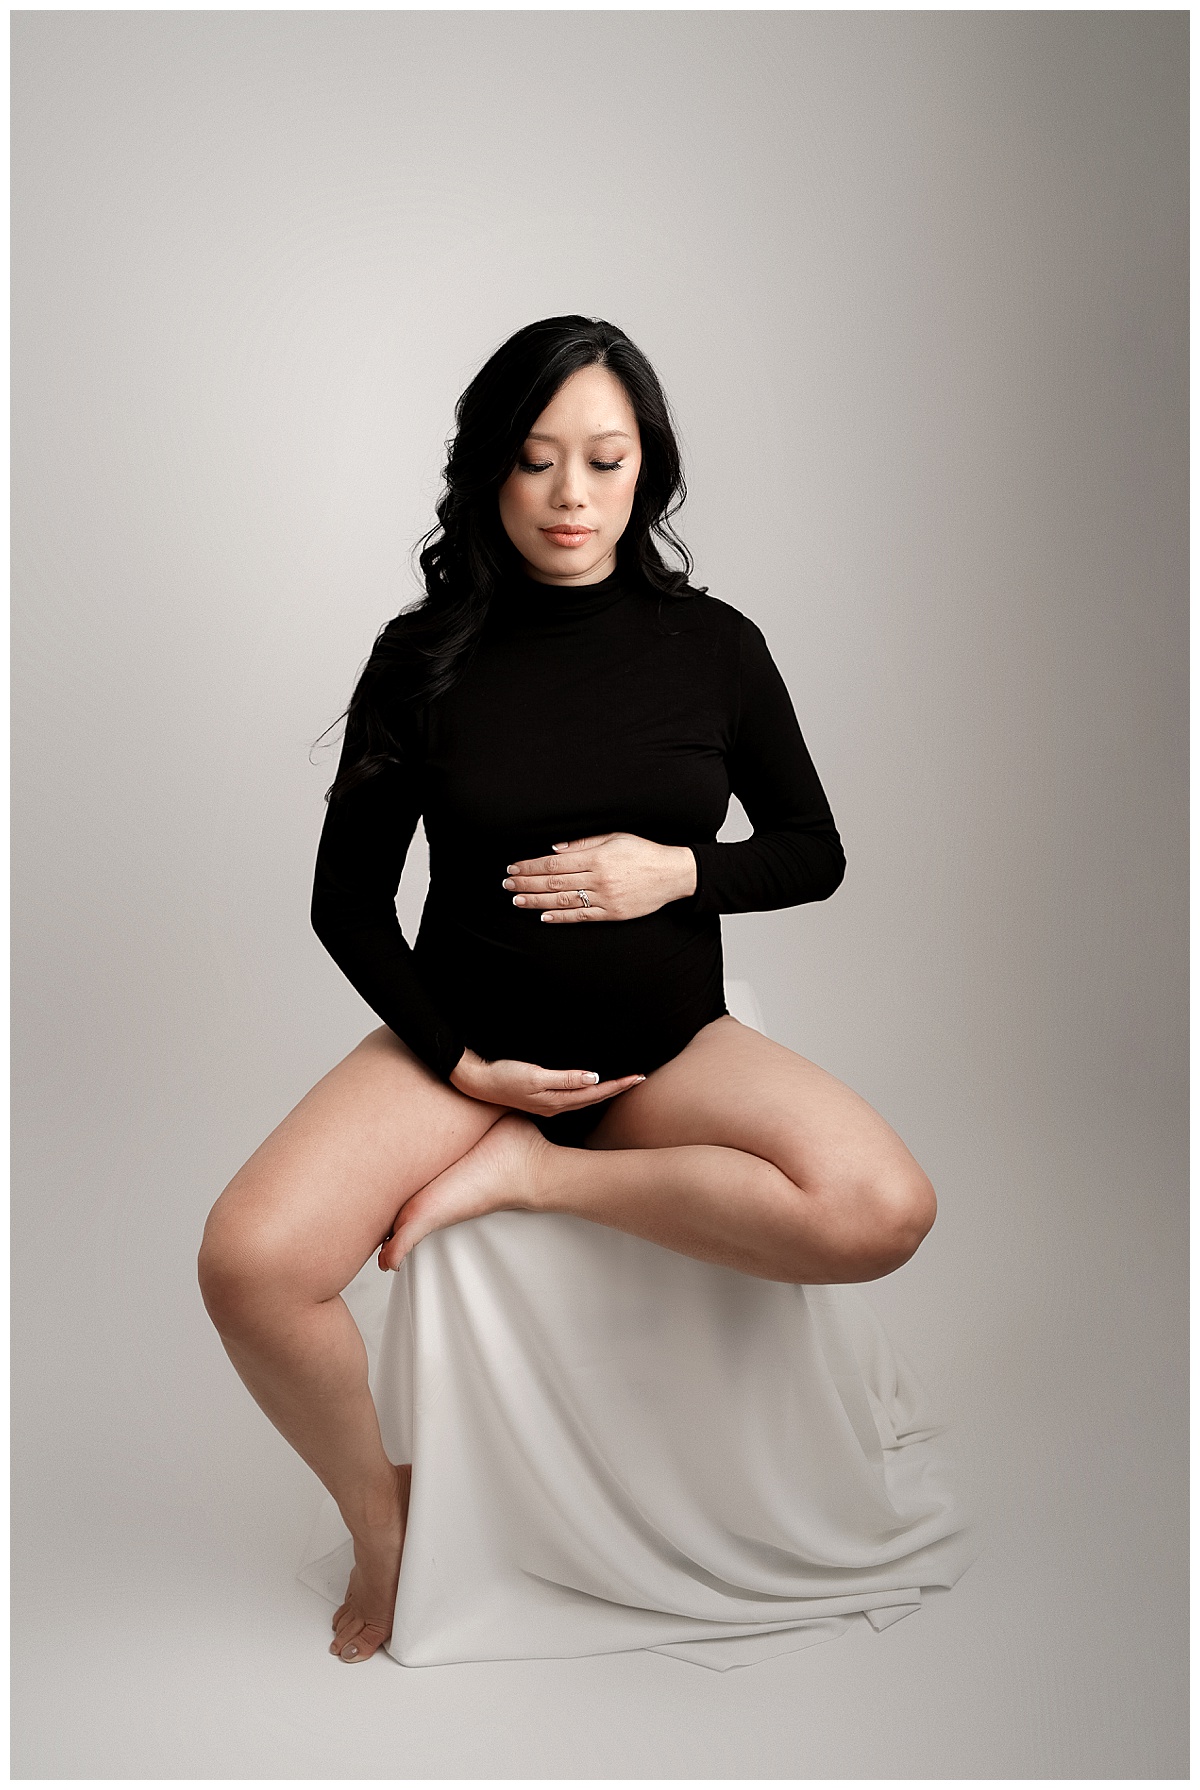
[519, 459, 624, 473]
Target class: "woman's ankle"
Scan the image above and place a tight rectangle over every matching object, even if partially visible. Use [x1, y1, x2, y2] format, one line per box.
[341, 1461, 410, 1538]
[522, 1124, 569, 1213]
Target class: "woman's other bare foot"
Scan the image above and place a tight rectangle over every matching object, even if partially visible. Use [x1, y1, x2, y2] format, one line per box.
[329, 1462, 411, 1663]
[378, 1113, 552, 1269]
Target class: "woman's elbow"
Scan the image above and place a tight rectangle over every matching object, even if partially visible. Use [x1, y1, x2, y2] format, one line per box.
[310, 890, 343, 947]
[820, 842, 846, 900]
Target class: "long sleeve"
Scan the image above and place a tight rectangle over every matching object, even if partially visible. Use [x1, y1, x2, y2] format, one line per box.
[309, 708, 466, 1082]
[689, 616, 846, 914]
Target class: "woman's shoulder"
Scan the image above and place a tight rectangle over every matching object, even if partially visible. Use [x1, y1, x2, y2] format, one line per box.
[364, 605, 433, 685]
[342, 609, 434, 746]
[658, 583, 766, 647]
[374, 604, 425, 650]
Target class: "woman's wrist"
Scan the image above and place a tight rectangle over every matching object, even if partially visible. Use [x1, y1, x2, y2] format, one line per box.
[668, 845, 698, 902]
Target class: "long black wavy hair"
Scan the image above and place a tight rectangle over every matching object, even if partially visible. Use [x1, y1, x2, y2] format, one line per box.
[318, 314, 704, 802]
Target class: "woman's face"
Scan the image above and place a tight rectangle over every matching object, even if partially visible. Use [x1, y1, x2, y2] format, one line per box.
[497, 364, 643, 585]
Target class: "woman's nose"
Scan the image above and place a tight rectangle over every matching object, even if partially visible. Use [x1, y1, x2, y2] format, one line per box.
[551, 459, 588, 508]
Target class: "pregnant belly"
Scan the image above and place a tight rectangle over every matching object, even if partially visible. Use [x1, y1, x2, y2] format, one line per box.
[414, 901, 727, 1078]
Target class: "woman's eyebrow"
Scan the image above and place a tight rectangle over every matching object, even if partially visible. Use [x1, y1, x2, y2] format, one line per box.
[525, 429, 633, 443]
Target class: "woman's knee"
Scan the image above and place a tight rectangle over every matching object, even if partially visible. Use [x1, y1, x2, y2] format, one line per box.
[855, 1167, 938, 1276]
[196, 1194, 305, 1333]
[790, 1162, 936, 1280]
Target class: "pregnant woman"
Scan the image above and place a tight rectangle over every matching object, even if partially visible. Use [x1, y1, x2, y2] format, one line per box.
[198, 314, 940, 1665]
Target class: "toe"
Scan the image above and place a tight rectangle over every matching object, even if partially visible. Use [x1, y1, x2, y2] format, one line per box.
[338, 1620, 389, 1662]
[330, 1610, 360, 1651]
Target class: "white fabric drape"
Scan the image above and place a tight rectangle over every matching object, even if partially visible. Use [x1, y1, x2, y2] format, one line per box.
[297, 984, 981, 1670]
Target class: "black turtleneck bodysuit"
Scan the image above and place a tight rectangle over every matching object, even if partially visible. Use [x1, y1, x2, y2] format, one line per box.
[310, 565, 845, 1139]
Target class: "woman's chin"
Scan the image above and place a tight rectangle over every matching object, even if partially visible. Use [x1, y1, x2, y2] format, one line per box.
[517, 542, 616, 585]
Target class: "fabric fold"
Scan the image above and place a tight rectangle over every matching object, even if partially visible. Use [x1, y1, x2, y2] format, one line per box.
[298, 1203, 981, 1670]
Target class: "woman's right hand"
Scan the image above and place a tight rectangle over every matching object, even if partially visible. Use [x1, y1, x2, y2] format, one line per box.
[449, 1046, 644, 1117]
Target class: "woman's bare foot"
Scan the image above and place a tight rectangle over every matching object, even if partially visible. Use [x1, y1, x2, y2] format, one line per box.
[329, 1461, 412, 1663]
[378, 1112, 553, 1270]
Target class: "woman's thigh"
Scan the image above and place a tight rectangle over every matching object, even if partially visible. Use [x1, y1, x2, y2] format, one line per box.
[586, 1014, 932, 1207]
[201, 1026, 505, 1303]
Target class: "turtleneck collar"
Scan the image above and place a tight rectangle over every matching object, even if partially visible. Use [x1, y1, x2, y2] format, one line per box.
[492, 561, 631, 629]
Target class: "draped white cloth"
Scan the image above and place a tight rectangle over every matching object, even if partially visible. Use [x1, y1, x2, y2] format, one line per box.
[297, 983, 981, 1670]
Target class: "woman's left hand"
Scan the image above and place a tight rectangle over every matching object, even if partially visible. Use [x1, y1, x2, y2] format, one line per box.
[502, 833, 698, 923]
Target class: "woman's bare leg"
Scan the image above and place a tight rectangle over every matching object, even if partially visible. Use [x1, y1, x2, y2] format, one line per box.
[380, 1016, 937, 1284]
[197, 1025, 505, 1661]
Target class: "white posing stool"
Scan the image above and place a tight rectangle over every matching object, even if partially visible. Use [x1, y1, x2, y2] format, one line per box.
[298, 980, 980, 1670]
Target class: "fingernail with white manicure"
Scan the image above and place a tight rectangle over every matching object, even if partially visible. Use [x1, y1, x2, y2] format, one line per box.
[584, 1073, 599, 1083]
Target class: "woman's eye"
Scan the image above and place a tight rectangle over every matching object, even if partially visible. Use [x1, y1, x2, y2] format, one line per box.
[516, 458, 625, 474]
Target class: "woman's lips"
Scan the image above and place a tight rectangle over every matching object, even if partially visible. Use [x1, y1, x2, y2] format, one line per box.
[541, 527, 594, 547]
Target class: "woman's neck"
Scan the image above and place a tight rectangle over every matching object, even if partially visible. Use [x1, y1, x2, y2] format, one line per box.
[495, 560, 630, 626]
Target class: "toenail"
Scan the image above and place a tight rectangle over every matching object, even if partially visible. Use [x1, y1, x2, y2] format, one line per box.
[342, 1644, 359, 1658]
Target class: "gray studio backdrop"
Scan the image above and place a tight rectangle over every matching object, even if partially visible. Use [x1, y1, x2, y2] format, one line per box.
[12, 10, 1187, 1780]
